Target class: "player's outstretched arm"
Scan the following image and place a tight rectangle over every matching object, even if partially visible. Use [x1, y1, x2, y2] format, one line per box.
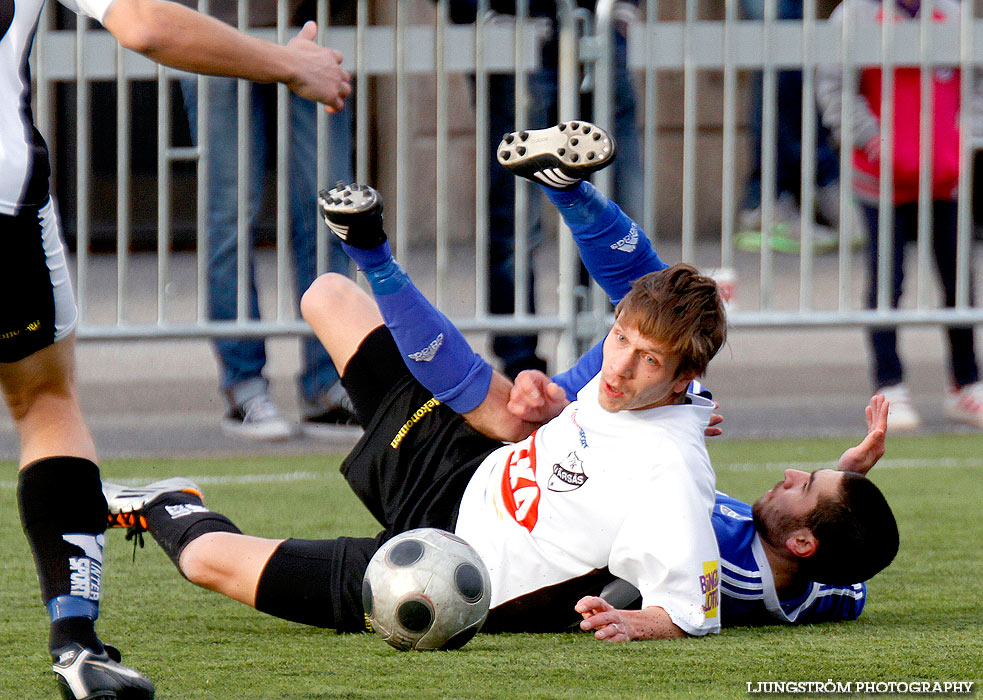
[837, 394, 888, 476]
[575, 596, 688, 641]
[101, 0, 351, 112]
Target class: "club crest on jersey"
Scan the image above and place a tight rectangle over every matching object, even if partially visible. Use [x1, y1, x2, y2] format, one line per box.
[407, 333, 443, 362]
[609, 223, 639, 253]
[548, 452, 588, 492]
[720, 504, 749, 520]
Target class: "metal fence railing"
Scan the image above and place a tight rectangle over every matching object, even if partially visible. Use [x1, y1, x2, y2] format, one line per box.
[32, 0, 983, 370]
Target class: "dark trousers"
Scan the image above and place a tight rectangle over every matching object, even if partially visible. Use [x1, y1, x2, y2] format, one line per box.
[861, 200, 979, 389]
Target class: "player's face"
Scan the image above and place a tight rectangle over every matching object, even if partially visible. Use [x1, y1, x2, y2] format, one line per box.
[597, 319, 693, 413]
[752, 469, 844, 542]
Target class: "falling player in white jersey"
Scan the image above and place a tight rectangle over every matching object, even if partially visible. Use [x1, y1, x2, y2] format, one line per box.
[2, 0, 349, 696]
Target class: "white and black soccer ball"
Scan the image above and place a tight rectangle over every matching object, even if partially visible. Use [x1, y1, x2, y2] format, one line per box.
[362, 528, 491, 651]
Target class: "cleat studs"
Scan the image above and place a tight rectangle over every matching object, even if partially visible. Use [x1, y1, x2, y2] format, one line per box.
[519, 131, 529, 141]
[504, 133, 515, 144]
[557, 147, 566, 156]
[593, 132, 602, 141]
[500, 151, 510, 160]
[570, 153, 579, 163]
[570, 137, 579, 146]
[558, 122, 567, 131]
[517, 146, 526, 156]
[582, 125, 591, 134]
[587, 152, 595, 160]
[571, 121, 579, 130]
[343, 198, 352, 205]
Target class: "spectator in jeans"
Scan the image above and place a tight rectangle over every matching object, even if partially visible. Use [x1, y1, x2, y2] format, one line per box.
[735, 0, 843, 254]
[179, 0, 359, 440]
[449, 0, 644, 378]
[817, 0, 983, 431]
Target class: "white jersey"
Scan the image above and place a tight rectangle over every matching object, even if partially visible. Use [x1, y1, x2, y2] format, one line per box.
[1, 0, 114, 214]
[455, 373, 721, 636]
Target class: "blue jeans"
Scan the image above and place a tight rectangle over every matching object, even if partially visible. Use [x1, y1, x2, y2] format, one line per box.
[739, 0, 839, 211]
[180, 77, 354, 407]
[861, 201, 979, 389]
[484, 28, 643, 375]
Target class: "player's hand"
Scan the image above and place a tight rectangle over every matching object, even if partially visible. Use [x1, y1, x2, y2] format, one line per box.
[284, 22, 352, 113]
[705, 402, 723, 438]
[506, 370, 570, 426]
[576, 596, 632, 642]
[837, 394, 888, 476]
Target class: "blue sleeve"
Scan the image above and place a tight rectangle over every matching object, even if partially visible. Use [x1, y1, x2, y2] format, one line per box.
[551, 338, 603, 401]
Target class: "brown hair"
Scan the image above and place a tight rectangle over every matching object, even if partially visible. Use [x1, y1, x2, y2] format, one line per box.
[613, 263, 727, 379]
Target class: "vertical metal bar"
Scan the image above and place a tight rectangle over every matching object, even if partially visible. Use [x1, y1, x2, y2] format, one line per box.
[837, 0, 856, 310]
[955, 0, 973, 308]
[236, 0, 250, 324]
[556, 0, 580, 370]
[116, 44, 131, 323]
[680, 0, 697, 263]
[592, 0, 615, 337]
[799, 0, 817, 309]
[759, 0, 778, 309]
[643, 0, 659, 247]
[721, 0, 737, 271]
[435, 0, 449, 309]
[474, 0, 490, 319]
[315, 0, 330, 277]
[394, 0, 408, 258]
[876, 0, 896, 312]
[276, 0, 290, 319]
[75, 16, 90, 323]
[355, 0, 369, 184]
[195, 0, 212, 323]
[915, 0, 934, 308]
[513, 0, 531, 328]
[157, 64, 172, 323]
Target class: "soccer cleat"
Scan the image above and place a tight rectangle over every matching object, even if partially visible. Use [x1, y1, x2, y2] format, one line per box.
[496, 121, 616, 188]
[317, 182, 387, 249]
[52, 642, 155, 700]
[104, 478, 203, 531]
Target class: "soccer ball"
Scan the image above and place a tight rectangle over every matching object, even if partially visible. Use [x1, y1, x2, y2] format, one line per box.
[362, 528, 491, 651]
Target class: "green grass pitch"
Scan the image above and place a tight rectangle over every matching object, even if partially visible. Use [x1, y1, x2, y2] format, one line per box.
[1, 434, 981, 699]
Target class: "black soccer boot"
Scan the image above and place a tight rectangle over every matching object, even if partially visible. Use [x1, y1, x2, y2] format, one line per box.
[496, 121, 616, 188]
[317, 182, 387, 249]
[52, 643, 155, 700]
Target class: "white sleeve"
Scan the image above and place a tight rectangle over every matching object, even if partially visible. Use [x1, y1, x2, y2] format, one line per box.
[607, 464, 721, 636]
[56, 0, 116, 24]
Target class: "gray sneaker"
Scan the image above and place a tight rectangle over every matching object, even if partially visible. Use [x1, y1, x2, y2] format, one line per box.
[301, 382, 362, 441]
[52, 642, 155, 700]
[222, 392, 293, 441]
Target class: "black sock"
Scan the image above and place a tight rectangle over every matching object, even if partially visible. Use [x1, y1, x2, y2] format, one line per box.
[142, 492, 241, 571]
[18, 457, 107, 654]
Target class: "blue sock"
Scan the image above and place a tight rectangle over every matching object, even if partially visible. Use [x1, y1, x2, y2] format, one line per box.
[341, 241, 492, 413]
[542, 181, 668, 304]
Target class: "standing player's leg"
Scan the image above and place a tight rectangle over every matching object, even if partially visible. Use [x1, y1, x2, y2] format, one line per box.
[496, 121, 668, 304]
[1, 202, 153, 699]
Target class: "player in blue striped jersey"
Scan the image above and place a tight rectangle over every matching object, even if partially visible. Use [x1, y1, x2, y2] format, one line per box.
[497, 121, 898, 628]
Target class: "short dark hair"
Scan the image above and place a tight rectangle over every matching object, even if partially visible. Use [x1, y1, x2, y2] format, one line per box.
[801, 472, 899, 585]
[613, 263, 727, 379]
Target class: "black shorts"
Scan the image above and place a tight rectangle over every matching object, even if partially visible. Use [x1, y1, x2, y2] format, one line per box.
[254, 326, 502, 632]
[0, 199, 78, 362]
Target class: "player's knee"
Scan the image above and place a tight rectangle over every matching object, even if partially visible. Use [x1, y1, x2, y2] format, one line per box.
[1, 377, 71, 423]
[301, 273, 357, 324]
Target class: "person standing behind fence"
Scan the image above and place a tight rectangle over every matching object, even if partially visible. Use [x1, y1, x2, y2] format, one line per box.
[1, 0, 349, 695]
[817, 0, 983, 431]
[735, 0, 844, 255]
[445, 0, 645, 379]
[178, 0, 360, 442]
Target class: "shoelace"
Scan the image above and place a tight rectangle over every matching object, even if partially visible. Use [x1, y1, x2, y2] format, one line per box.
[241, 395, 283, 423]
